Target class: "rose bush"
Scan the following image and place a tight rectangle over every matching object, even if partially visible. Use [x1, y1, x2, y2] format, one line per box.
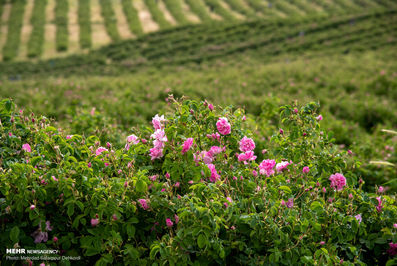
[1, 97, 397, 265]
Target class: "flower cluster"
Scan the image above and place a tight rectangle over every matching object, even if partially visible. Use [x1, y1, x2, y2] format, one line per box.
[329, 173, 347, 191]
[150, 115, 168, 160]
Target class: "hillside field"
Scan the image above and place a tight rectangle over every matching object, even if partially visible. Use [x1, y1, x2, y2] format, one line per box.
[0, 0, 397, 265]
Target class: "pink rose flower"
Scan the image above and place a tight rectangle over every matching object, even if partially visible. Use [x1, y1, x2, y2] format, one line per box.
[286, 198, 294, 208]
[166, 218, 173, 228]
[238, 151, 257, 162]
[239, 136, 255, 152]
[22, 143, 31, 153]
[174, 214, 179, 224]
[95, 147, 108, 156]
[149, 147, 163, 160]
[378, 186, 384, 193]
[138, 199, 149, 210]
[276, 161, 290, 172]
[208, 104, 214, 111]
[216, 117, 231, 135]
[329, 173, 346, 191]
[152, 114, 166, 130]
[207, 164, 220, 182]
[127, 134, 140, 144]
[354, 214, 362, 224]
[91, 218, 99, 227]
[376, 197, 383, 213]
[302, 166, 310, 174]
[316, 115, 323, 121]
[259, 159, 276, 177]
[182, 138, 194, 154]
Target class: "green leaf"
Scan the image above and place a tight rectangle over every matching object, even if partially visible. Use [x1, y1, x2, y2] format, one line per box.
[136, 179, 147, 193]
[85, 247, 100, 256]
[150, 245, 160, 259]
[10, 226, 19, 243]
[67, 204, 75, 217]
[279, 186, 292, 194]
[197, 234, 206, 249]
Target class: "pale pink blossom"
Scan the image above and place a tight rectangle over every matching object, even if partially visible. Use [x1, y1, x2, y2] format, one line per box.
[238, 151, 257, 162]
[239, 136, 255, 152]
[91, 218, 99, 226]
[30, 205, 35, 210]
[316, 115, 323, 121]
[355, 214, 362, 224]
[329, 173, 347, 191]
[378, 186, 384, 193]
[96, 147, 108, 156]
[152, 114, 166, 130]
[149, 147, 163, 160]
[22, 143, 31, 153]
[174, 214, 179, 224]
[376, 197, 383, 212]
[182, 138, 194, 154]
[127, 134, 140, 144]
[209, 146, 222, 156]
[276, 161, 291, 172]
[286, 198, 294, 208]
[216, 117, 231, 135]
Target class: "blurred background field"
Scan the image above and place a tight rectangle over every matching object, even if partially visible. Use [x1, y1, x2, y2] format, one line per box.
[0, 0, 396, 191]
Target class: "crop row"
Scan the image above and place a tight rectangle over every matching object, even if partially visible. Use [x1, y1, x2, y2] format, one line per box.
[27, 0, 47, 58]
[99, 0, 120, 42]
[221, 0, 257, 18]
[78, 0, 91, 49]
[0, 10, 394, 76]
[202, 0, 237, 21]
[55, 0, 68, 51]
[121, 0, 143, 36]
[143, 0, 172, 29]
[2, 0, 26, 61]
[185, 0, 213, 23]
[163, 0, 190, 25]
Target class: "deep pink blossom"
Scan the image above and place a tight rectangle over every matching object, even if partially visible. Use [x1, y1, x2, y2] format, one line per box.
[208, 104, 214, 111]
[207, 164, 220, 182]
[30, 205, 35, 210]
[388, 243, 397, 256]
[286, 198, 294, 208]
[316, 115, 323, 121]
[96, 147, 108, 156]
[329, 173, 347, 191]
[66, 135, 72, 139]
[239, 136, 255, 152]
[209, 146, 222, 156]
[216, 117, 231, 135]
[138, 199, 149, 210]
[259, 159, 276, 177]
[378, 186, 384, 193]
[166, 218, 173, 228]
[182, 138, 194, 154]
[53, 236, 58, 242]
[302, 166, 310, 174]
[22, 143, 31, 153]
[376, 197, 383, 212]
[149, 147, 163, 160]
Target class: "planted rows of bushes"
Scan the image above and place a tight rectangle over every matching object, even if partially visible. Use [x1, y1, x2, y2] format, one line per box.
[163, 0, 190, 25]
[55, 0, 69, 52]
[185, 0, 213, 23]
[2, 0, 26, 61]
[78, 0, 92, 49]
[202, 0, 237, 21]
[27, 0, 47, 58]
[121, 0, 144, 36]
[226, 0, 258, 18]
[143, 0, 172, 29]
[1, 10, 393, 76]
[0, 98, 396, 265]
[99, 0, 120, 42]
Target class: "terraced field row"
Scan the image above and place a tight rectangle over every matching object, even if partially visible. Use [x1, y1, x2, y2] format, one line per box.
[1, 10, 395, 77]
[0, 0, 395, 61]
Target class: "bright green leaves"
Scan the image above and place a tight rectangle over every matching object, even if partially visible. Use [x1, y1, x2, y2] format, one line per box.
[197, 234, 207, 249]
[135, 179, 147, 193]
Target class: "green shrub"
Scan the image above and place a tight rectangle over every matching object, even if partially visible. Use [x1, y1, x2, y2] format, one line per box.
[1, 98, 396, 265]
[2, 0, 26, 61]
[78, 0, 92, 49]
[143, 0, 172, 29]
[55, 0, 69, 51]
[121, 0, 144, 36]
[27, 0, 47, 58]
[99, 0, 121, 42]
[163, 0, 190, 25]
[185, 0, 213, 23]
